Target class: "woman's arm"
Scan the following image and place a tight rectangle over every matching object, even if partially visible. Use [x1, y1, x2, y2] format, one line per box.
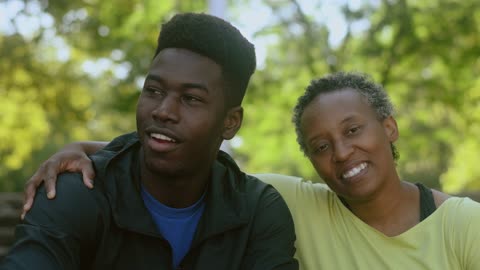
[22, 141, 108, 219]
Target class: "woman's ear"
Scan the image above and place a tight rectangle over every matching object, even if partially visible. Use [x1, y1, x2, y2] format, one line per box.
[222, 106, 243, 140]
[383, 116, 399, 143]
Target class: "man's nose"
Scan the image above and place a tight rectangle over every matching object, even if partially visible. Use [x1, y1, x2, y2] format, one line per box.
[151, 95, 180, 122]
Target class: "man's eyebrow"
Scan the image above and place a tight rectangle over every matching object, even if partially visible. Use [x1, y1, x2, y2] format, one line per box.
[145, 74, 164, 84]
[182, 83, 209, 93]
[144, 74, 209, 93]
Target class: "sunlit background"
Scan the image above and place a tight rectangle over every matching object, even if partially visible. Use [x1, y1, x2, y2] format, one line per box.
[1, 0, 480, 194]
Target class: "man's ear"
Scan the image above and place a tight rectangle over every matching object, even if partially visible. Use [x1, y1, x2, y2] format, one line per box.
[383, 116, 399, 143]
[222, 106, 243, 140]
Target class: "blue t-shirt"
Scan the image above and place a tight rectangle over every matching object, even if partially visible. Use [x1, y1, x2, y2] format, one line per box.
[141, 186, 205, 268]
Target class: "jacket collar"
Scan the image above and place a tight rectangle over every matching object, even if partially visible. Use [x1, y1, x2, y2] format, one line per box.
[92, 133, 250, 239]
[192, 154, 250, 246]
[92, 133, 159, 236]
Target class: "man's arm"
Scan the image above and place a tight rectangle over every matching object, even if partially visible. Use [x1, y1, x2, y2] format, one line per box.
[3, 173, 101, 270]
[22, 141, 107, 219]
[241, 185, 298, 270]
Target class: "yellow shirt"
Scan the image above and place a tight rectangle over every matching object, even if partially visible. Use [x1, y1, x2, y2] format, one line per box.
[255, 173, 480, 270]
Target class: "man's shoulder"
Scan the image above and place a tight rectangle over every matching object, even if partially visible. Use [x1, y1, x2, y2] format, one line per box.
[230, 173, 278, 196]
[234, 174, 291, 212]
[214, 152, 272, 195]
[225, 173, 309, 203]
[55, 172, 106, 199]
[26, 172, 107, 232]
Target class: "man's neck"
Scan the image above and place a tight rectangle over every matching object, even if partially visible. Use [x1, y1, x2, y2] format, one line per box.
[140, 164, 211, 209]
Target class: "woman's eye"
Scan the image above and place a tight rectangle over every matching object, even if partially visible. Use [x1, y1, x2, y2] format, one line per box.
[318, 144, 329, 152]
[347, 126, 360, 135]
[311, 144, 328, 154]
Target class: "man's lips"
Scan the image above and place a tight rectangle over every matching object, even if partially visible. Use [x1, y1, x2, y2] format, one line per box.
[151, 133, 176, 142]
[146, 134, 177, 152]
[144, 128, 181, 152]
[145, 126, 180, 142]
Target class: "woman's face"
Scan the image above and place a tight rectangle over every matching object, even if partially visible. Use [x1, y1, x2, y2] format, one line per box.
[300, 88, 399, 202]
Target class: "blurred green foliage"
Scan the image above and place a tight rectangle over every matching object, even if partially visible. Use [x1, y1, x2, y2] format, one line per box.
[1, 0, 479, 193]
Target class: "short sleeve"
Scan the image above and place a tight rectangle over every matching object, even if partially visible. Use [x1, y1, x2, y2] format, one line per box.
[453, 198, 480, 270]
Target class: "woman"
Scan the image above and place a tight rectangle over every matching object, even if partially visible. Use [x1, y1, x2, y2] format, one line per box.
[22, 72, 480, 269]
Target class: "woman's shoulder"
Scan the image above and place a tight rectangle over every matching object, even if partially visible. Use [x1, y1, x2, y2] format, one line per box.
[437, 196, 480, 266]
[424, 186, 479, 220]
[252, 173, 332, 206]
[437, 195, 480, 224]
[430, 188, 451, 208]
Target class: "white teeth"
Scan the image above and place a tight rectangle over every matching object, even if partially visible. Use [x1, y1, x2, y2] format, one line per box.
[342, 163, 367, 179]
[151, 133, 175, 142]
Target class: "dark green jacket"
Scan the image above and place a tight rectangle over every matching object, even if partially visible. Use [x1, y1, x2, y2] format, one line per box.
[1, 133, 297, 270]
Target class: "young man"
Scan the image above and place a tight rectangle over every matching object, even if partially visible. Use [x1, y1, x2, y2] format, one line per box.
[0, 13, 297, 270]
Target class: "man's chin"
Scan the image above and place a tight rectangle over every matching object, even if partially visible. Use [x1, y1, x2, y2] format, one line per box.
[143, 156, 186, 177]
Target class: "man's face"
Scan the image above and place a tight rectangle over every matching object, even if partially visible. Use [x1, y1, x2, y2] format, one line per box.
[136, 48, 234, 177]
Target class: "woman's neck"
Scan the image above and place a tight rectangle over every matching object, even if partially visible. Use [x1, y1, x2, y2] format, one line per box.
[343, 181, 420, 237]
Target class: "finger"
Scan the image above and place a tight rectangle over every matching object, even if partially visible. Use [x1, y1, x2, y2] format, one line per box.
[44, 176, 57, 199]
[79, 159, 96, 189]
[22, 183, 37, 220]
[82, 172, 95, 189]
[23, 163, 46, 206]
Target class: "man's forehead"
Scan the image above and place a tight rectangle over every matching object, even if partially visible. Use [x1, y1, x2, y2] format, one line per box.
[147, 49, 224, 92]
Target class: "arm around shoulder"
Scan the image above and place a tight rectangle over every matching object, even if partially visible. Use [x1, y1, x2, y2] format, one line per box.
[1, 173, 104, 270]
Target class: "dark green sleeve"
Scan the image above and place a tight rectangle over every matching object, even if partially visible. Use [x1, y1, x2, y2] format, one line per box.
[0, 173, 103, 270]
[241, 185, 298, 270]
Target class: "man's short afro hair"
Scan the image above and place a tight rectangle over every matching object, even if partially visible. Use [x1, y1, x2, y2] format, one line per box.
[155, 12, 256, 107]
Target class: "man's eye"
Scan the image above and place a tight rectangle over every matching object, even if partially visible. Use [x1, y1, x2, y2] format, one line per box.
[145, 87, 161, 94]
[144, 87, 166, 97]
[182, 95, 202, 103]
